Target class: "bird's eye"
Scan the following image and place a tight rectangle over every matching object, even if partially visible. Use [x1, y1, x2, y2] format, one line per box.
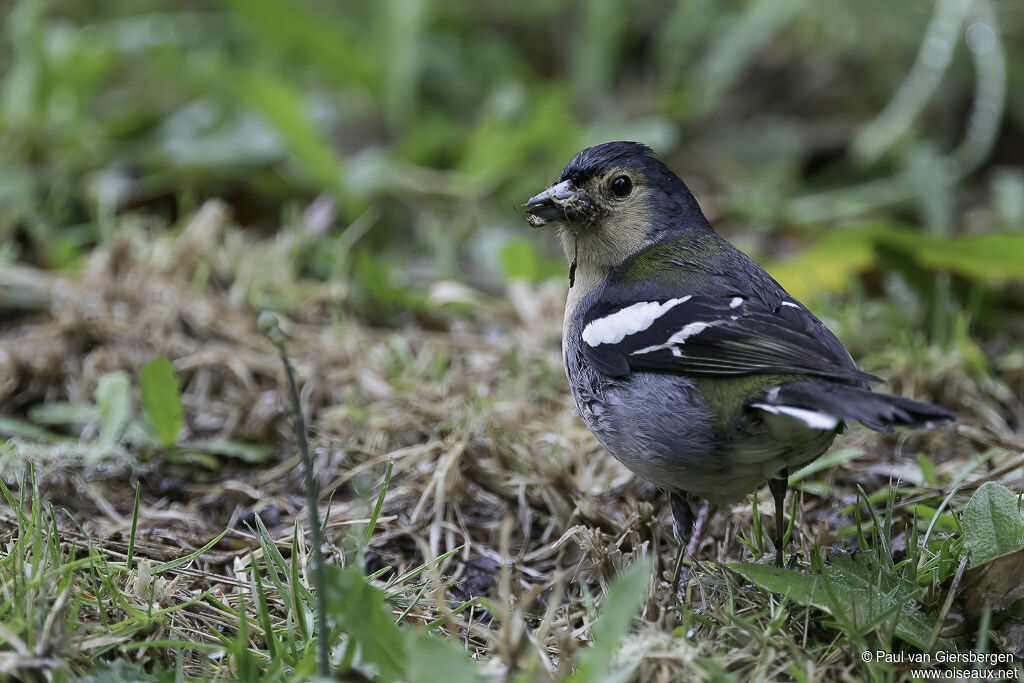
[610, 175, 632, 197]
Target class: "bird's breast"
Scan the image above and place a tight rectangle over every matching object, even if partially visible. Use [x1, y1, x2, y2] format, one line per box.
[561, 328, 836, 502]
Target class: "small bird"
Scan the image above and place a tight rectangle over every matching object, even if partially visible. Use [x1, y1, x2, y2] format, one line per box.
[523, 141, 954, 575]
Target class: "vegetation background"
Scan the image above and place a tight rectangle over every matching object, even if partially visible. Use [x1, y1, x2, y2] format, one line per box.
[1, 0, 1023, 681]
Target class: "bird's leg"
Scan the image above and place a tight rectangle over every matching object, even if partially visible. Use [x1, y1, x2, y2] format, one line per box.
[669, 493, 693, 597]
[768, 469, 789, 567]
[669, 493, 711, 600]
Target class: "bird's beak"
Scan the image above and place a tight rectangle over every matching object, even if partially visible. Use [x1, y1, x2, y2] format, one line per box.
[524, 180, 591, 228]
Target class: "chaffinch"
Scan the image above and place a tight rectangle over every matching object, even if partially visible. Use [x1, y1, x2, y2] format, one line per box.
[524, 141, 954, 572]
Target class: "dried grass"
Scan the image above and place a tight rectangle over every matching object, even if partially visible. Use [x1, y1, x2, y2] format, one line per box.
[0, 203, 1019, 679]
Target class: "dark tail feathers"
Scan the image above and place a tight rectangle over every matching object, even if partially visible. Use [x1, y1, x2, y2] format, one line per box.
[760, 381, 955, 433]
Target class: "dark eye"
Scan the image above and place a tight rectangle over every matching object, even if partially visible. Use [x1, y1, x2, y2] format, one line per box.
[610, 175, 632, 197]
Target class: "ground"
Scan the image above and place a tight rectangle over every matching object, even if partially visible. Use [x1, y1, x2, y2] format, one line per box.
[2, 210, 1022, 681]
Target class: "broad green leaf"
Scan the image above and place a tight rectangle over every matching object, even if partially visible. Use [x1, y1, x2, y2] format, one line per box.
[325, 565, 406, 681]
[907, 505, 958, 531]
[140, 358, 183, 448]
[878, 231, 1024, 281]
[767, 227, 878, 301]
[405, 630, 485, 683]
[962, 482, 1024, 566]
[95, 371, 131, 445]
[570, 556, 653, 682]
[732, 554, 953, 651]
[767, 225, 1024, 302]
[592, 557, 653, 649]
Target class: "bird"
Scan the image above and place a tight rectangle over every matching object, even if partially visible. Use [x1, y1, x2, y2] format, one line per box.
[523, 141, 955, 580]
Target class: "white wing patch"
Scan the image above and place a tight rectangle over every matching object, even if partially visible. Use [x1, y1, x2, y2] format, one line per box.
[781, 301, 800, 309]
[631, 321, 718, 356]
[670, 321, 712, 342]
[751, 403, 839, 430]
[582, 296, 691, 347]
[729, 297, 744, 308]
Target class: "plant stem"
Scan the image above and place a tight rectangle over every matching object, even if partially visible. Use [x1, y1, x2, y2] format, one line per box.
[259, 311, 330, 677]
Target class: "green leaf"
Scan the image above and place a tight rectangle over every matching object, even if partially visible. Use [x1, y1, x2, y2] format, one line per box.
[164, 450, 221, 470]
[907, 504, 958, 531]
[570, 556, 653, 682]
[325, 565, 406, 681]
[732, 554, 953, 651]
[878, 231, 1024, 281]
[962, 482, 1024, 566]
[152, 529, 229, 574]
[405, 630, 485, 683]
[768, 224, 1024, 303]
[95, 371, 131, 445]
[183, 439, 274, 463]
[789, 447, 865, 485]
[68, 660, 173, 682]
[917, 453, 938, 485]
[0, 416, 70, 441]
[27, 402, 99, 426]
[139, 358, 183, 448]
[767, 227, 878, 301]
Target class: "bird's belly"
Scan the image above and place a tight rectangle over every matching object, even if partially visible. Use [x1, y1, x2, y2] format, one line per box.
[567, 358, 834, 503]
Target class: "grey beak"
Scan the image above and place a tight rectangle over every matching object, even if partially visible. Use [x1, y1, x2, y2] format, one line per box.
[525, 180, 577, 223]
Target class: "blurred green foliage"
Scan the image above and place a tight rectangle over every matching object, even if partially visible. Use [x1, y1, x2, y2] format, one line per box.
[139, 357, 183, 448]
[2, 0, 1023, 334]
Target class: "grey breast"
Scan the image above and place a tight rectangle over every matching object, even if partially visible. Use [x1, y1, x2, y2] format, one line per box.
[563, 320, 836, 503]
[564, 318, 735, 500]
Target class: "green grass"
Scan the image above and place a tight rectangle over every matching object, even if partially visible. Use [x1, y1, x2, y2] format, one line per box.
[4, 458, 1022, 680]
[1, 248, 1022, 680]
[0, 215, 1021, 680]
[0, 465, 654, 681]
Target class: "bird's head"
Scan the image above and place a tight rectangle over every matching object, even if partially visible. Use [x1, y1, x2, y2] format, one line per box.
[524, 142, 711, 269]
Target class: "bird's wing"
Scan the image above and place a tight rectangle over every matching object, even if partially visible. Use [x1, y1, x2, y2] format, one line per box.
[578, 292, 878, 383]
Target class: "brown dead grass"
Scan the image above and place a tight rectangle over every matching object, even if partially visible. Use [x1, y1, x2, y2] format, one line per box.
[1, 201, 1021, 680]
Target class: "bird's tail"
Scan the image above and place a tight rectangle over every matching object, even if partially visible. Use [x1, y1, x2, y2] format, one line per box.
[751, 380, 955, 432]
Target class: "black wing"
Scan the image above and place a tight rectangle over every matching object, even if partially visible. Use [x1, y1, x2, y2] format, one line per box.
[579, 293, 878, 384]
